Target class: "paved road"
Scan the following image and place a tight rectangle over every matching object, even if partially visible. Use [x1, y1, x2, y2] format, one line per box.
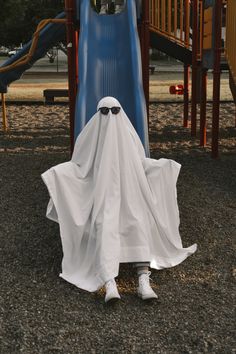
[0, 50, 68, 73]
[0, 56, 232, 102]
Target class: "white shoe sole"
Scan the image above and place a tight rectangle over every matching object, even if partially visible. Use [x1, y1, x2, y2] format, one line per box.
[105, 295, 121, 304]
[138, 292, 158, 301]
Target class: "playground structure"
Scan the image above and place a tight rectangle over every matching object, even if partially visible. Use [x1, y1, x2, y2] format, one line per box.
[0, 0, 235, 158]
[226, 0, 236, 104]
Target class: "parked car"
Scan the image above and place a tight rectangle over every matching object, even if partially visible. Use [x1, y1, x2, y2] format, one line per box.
[8, 49, 17, 57]
[0, 46, 9, 56]
[8, 45, 23, 57]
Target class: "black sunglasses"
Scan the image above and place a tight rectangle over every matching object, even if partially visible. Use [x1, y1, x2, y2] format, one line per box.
[99, 106, 121, 115]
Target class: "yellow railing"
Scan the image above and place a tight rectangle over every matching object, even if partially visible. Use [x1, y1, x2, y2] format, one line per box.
[0, 18, 66, 74]
[149, 0, 203, 57]
[225, 0, 236, 85]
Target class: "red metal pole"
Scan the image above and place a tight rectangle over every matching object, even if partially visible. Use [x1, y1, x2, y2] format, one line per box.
[200, 67, 207, 146]
[65, 0, 77, 155]
[183, 64, 190, 127]
[140, 0, 150, 123]
[191, 0, 198, 136]
[183, 0, 190, 128]
[75, 29, 79, 87]
[184, 0, 190, 47]
[211, 0, 222, 158]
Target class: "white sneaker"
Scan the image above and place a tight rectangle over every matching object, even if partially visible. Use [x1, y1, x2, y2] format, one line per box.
[105, 279, 121, 303]
[137, 271, 158, 300]
[99, 5, 107, 14]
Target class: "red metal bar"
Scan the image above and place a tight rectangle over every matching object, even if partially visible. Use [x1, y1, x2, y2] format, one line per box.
[174, 0, 177, 37]
[191, 0, 199, 136]
[65, 0, 77, 155]
[200, 67, 207, 146]
[75, 29, 79, 87]
[199, 2, 206, 146]
[151, 0, 154, 26]
[180, 0, 183, 41]
[168, 0, 172, 34]
[157, 0, 160, 29]
[198, 0, 203, 59]
[140, 0, 150, 123]
[183, 64, 190, 127]
[211, 0, 222, 158]
[161, 0, 166, 31]
[183, 0, 191, 128]
[184, 0, 190, 48]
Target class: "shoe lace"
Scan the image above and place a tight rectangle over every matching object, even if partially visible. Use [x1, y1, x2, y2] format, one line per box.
[139, 271, 152, 287]
[105, 279, 115, 289]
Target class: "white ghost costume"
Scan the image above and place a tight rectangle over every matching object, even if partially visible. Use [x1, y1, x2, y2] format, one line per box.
[41, 97, 197, 292]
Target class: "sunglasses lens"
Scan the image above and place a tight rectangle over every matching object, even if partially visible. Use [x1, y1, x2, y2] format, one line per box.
[100, 107, 110, 115]
[99, 106, 120, 115]
[111, 107, 120, 115]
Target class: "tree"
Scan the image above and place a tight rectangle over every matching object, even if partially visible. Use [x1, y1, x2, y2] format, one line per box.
[0, 0, 64, 47]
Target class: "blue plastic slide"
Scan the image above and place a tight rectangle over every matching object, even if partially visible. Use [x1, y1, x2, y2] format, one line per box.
[75, 0, 149, 154]
[0, 12, 66, 93]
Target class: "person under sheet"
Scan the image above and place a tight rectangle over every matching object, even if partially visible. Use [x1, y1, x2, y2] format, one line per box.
[41, 96, 197, 303]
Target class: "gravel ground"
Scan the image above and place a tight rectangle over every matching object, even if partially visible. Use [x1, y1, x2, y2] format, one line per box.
[0, 103, 235, 354]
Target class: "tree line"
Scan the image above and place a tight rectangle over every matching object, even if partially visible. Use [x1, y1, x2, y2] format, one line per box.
[0, 0, 64, 47]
